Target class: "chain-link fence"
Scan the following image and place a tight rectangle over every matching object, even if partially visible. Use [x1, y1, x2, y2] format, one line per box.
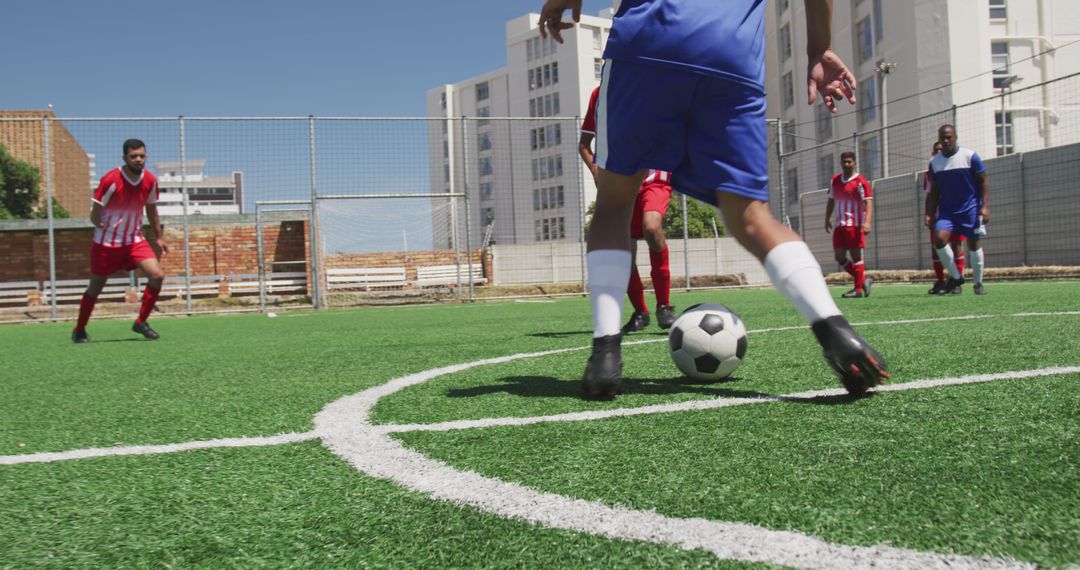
[2, 74, 1079, 323]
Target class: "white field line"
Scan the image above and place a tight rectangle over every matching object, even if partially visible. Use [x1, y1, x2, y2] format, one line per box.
[0, 432, 319, 466]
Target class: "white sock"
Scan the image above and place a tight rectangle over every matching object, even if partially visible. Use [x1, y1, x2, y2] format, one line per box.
[970, 248, 984, 284]
[764, 241, 841, 323]
[587, 249, 632, 338]
[936, 244, 960, 279]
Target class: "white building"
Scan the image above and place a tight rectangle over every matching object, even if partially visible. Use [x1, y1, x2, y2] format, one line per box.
[765, 0, 1080, 224]
[427, 9, 615, 247]
[152, 160, 244, 216]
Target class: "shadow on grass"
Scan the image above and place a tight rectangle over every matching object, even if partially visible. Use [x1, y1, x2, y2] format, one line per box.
[447, 375, 866, 404]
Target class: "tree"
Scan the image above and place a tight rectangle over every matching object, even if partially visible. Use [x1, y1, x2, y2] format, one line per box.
[0, 143, 69, 219]
[584, 192, 726, 239]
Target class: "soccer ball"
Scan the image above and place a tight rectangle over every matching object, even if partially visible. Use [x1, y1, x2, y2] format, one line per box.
[668, 303, 748, 381]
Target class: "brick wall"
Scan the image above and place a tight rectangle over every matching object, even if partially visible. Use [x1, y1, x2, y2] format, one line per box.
[0, 111, 92, 217]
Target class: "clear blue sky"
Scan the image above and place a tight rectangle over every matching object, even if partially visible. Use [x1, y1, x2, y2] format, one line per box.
[1, 0, 613, 117]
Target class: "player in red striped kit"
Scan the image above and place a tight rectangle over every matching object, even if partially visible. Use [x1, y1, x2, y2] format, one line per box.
[71, 139, 168, 343]
[923, 141, 965, 294]
[824, 152, 874, 298]
[579, 86, 676, 332]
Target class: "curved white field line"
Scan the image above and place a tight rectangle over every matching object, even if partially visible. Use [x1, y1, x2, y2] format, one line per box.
[5, 311, 1079, 568]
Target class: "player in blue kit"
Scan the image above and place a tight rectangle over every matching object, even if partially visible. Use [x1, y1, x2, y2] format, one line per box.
[925, 124, 990, 295]
[540, 0, 891, 399]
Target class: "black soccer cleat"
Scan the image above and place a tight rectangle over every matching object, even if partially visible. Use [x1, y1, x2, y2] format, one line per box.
[582, 334, 623, 400]
[862, 277, 873, 298]
[973, 283, 987, 295]
[943, 276, 965, 294]
[928, 282, 946, 295]
[71, 330, 90, 343]
[132, 320, 160, 340]
[811, 316, 891, 396]
[656, 305, 677, 329]
[621, 311, 650, 334]
[840, 288, 863, 299]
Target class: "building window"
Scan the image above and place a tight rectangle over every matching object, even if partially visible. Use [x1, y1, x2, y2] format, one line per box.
[995, 111, 1014, 156]
[555, 155, 563, 176]
[537, 127, 546, 149]
[556, 185, 565, 207]
[785, 167, 799, 205]
[776, 0, 789, 18]
[553, 92, 560, 115]
[444, 164, 450, 182]
[543, 64, 551, 87]
[989, 0, 1007, 20]
[481, 207, 495, 227]
[873, 0, 884, 43]
[529, 99, 537, 117]
[782, 122, 797, 153]
[782, 72, 795, 109]
[544, 95, 553, 117]
[478, 157, 493, 177]
[477, 132, 492, 152]
[440, 92, 447, 111]
[992, 42, 1011, 88]
[475, 81, 489, 102]
[477, 106, 490, 126]
[528, 69, 536, 91]
[855, 17, 873, 64]
[530, 129, 538, 150]
[552, 61, 559, 84]
[527, 38, 534, 61]
[818, 154, 834, 189]
[594, 58, 603, 80]
[815, 104, 833, 141]
[779, 24, 792, 62]
[593, 28, 602, 50]
[442, 140, 448, 158]
[859, 136, 881, 179]
[858, 76, 877, 125]
[480, 182, 493, 200]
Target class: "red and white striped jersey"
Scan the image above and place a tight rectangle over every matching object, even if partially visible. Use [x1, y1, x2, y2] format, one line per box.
[91, 167, 159, 247]
[581, 86, 672, 191]
[828, 172, 873, 227]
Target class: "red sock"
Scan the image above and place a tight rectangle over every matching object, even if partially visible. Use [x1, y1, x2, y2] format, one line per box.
[649, 246, 671, 307]
[843, 260, 856, 277]
[955, 252, 966, 276]
[627, 266, 648, 313]
[854, 260, 866, 292]
[137, 285, 161, 323]
[932, 260, 945, 284]
[75, 293, 97, 332]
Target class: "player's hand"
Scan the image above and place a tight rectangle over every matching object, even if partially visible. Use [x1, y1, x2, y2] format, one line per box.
[862, 223, 872, 235]
[157, 239, 170, 255]
[539, 0, 581, 44]
[824, 220, 832, 233]
[980, 205, 990, 223]
[924, 215, 933, 228]
[807, 49, 856, 112]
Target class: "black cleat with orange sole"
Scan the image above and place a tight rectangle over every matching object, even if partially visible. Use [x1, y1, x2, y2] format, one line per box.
[811, 316, 891, 396]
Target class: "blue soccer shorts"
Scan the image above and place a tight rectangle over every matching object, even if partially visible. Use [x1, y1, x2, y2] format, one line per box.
[933, 209, 980, 239]
[594, 59, 769, 205]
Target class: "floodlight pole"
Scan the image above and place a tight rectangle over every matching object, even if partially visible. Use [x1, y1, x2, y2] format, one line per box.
[875, 61, 897, 178]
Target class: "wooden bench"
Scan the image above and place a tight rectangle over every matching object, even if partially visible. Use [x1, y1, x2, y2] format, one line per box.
[0, 281, 41, 307]
[161, 275, 225, 299]
[326, 267, 408, 291]
[414, 264, 486, 288]
[228, 272, 308, 296]
[40, 277, 134, 304]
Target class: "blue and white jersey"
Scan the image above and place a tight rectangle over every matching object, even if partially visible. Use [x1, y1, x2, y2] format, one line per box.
[603, 0, 767, 94]
[928, 147, 986, 216]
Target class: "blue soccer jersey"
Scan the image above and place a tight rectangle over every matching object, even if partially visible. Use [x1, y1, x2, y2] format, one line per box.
[929, 147, 985, 216]
[603, 0, 766, 93]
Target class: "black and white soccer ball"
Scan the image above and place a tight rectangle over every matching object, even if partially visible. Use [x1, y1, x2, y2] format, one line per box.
[668, 303, 748, 381]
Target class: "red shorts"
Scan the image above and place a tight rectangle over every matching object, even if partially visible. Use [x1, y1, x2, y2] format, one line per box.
[90, 240, 157, 277]
[831, 226, 867, 250]
[629, 182, 673, 239]
[930, 229, 967, 245]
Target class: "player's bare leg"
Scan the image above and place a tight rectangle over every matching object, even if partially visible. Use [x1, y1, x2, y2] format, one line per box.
[833, 248, 858, 298]
[583, 167, 645, 399]
[840, 248, 869, 298]
[934, 229, 964, 293]
[642, 211, 675, 328]
[72, 275, 108, 343]
[132, 257, 165, 340]
[716, 192, 889, 395]
[622, 239, 651, 333]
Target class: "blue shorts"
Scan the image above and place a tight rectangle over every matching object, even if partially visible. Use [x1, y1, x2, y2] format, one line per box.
[595, 59, 768, 205]
[934, 210, 979, 239]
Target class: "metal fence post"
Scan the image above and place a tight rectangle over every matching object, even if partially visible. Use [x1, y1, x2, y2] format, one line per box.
[256, 205, 266, 311]
[1019, 151, 1028, 265]
[179, 117, 193, 314]
[775, 120, 786, 224]
[914, 171, 924, 272]
[461, 118, 473, 300]
[42, 117, 58, 321]
[308, 116, 322, 309]
[681, 193, 690, 291]
[577, 117, 587, 295]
